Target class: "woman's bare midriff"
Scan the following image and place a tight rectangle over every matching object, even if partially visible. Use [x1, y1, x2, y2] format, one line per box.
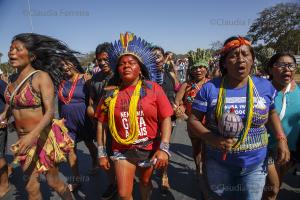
[12, 107, 45, 136]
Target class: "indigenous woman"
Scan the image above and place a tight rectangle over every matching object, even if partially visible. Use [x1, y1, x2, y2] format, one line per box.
[96, 33, 173, 200]
[151, 46, 178, 191]
[174, 56, 209, 176]
[58, 58, 98, 191]
[188, 36, 290, 200]
[1, 33, 74, 199]
[262, 53, 300, 200]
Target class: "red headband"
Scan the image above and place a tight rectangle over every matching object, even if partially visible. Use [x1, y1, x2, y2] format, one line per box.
[220, 37, 251, 55]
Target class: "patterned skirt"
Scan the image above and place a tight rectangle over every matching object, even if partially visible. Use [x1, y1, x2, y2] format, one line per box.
[11, 119, 74, 173]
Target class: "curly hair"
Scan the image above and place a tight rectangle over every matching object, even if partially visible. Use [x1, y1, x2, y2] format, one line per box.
[95, 42, 111, 55]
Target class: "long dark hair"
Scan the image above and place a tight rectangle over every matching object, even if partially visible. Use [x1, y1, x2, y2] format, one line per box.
[12, 33, 82, 88]
[267, 52, 296, 80]
[219, 36, 255, 76]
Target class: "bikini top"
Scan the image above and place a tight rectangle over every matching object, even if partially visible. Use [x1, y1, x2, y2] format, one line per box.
[5, 71, 42, 109]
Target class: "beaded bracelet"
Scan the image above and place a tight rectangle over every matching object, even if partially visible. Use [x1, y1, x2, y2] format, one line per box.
[97, 146, 107, 158]
[276, 133, 287, 141]
[277, 136, 288, 143]
[160, 142, 171, 157]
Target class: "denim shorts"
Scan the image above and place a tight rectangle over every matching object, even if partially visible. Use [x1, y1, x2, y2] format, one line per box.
[0, 128, 7, 158]
[205, 156, 267, 200]
[111, 148, 154, 166]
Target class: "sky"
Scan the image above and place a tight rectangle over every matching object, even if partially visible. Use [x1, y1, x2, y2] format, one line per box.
[0, 0, 297, 62]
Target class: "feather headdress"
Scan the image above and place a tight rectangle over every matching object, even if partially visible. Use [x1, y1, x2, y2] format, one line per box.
[108, 32, 157, 81]
[187, 48, 212, 69]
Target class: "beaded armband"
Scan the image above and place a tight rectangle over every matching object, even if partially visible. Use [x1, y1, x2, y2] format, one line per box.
[160, 142, 171, 157]
[97, 146, 107, 158]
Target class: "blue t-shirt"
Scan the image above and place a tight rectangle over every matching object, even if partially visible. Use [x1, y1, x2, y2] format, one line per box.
[192, 76, 276, 167]
[268, 83, 300, 151]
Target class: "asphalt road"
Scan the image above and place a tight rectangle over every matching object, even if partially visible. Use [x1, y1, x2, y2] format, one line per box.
[2, 120, 300, 200]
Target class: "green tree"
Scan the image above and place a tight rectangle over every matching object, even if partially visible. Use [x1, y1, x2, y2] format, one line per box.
[248, 3, 300, 53]
[276, 29, 300, 54]
[210, 40, 223, 52]
[253, 45, 275, 69]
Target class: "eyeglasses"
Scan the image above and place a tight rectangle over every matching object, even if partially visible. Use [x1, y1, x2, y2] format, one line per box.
[273, 62, 297, 71]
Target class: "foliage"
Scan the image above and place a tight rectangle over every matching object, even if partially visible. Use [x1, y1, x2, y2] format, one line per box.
[78, 51, 95, 68]
[275, 29, 300, 54]
[253, 45, 275, 69]
[248, 2, 300, 54]
[0, 62, 15, 75]
[210, 40, 223, 52]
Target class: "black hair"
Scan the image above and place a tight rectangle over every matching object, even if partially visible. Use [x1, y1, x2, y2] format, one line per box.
[219, 36, 255, 76]
[151, 46, 165, 56]
[12, 33, 81, 88]
[267, 52, 297, 80]
[165, 51, 173, 56]
[95, 42, 111, 55]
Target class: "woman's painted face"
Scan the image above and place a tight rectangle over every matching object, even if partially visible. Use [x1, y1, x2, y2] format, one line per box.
[152, 49, 164, 71]
[224, 45, 253, 80]
[118, 55, 141, 83]
[191, 66, 207, 81]
[270, 55, 296, 86]
[96, 52, 110, 73]
[8, 40, 31, 69]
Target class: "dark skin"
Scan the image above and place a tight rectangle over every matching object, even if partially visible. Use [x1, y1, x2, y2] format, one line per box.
[263, 55, 296, 200]
[7, 40, 55, 155]
[97, 55, 171, 200]
[174, 66, 208, 116]
[4, 40, 73, 200]
[87, 52, 113, 118]
[188, 45, 290, 162]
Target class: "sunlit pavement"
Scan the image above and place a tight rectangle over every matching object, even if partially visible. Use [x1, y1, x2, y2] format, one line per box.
[3, 119, 300, 200]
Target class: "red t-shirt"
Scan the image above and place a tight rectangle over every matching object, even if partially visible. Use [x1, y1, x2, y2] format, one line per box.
[96, 81, 173, 151]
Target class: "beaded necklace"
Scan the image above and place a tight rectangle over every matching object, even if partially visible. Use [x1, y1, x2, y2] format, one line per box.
[215, 76, 254, 148]
[58, 74, 80, 105]
[186, 78, 207, 103]
[108, 80, 142, 145]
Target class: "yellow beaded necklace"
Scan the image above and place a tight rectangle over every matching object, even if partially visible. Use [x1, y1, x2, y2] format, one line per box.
[215, 76, 254, 148]
[108, 80, 142, 145]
